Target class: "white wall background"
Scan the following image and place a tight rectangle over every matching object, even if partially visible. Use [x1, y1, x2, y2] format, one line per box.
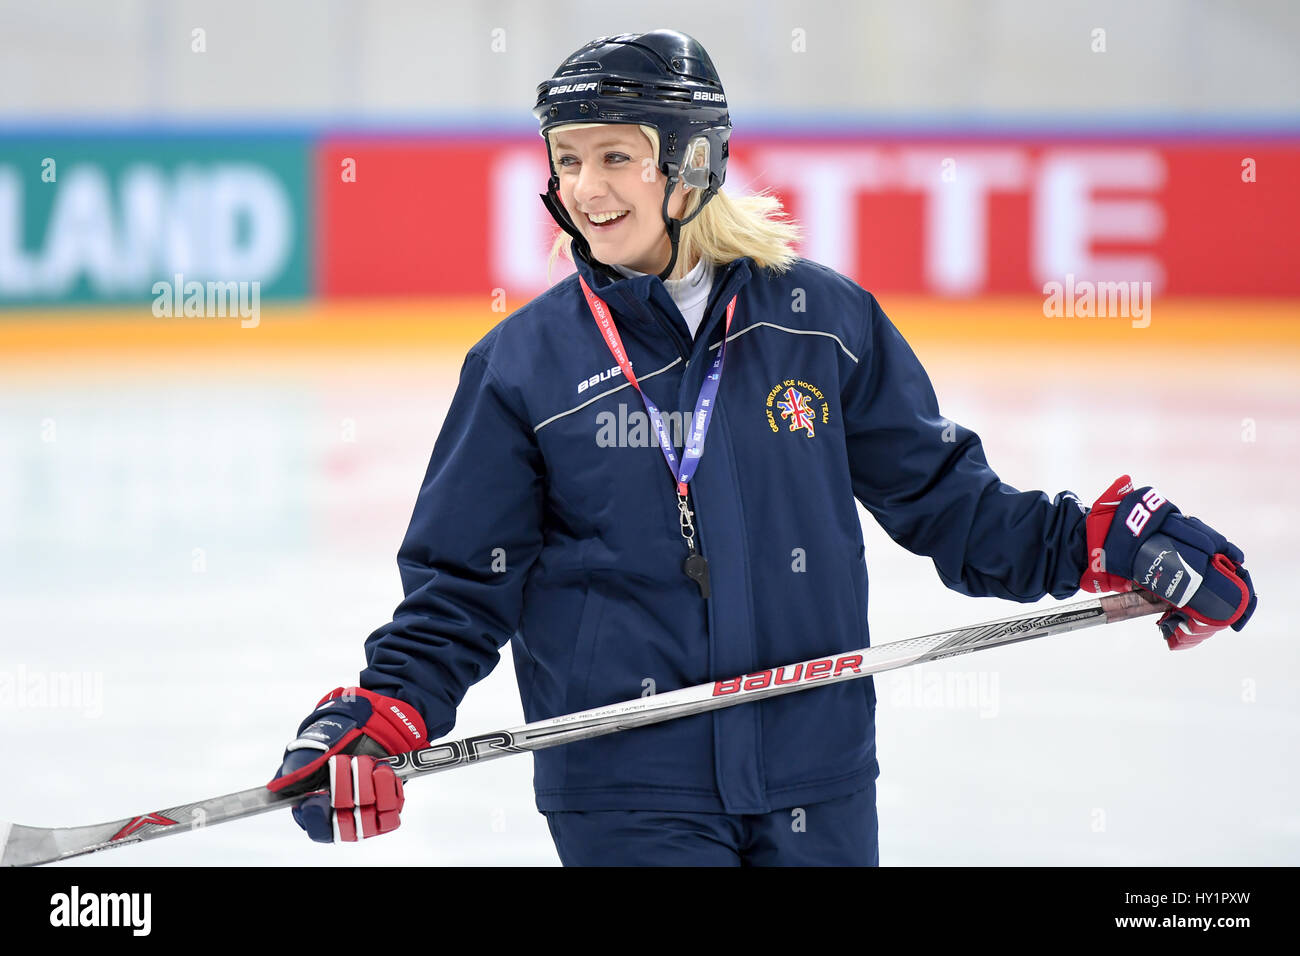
[1, 0, 1297, 121]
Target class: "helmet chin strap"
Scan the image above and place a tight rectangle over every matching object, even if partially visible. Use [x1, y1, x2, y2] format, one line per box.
[656, 167, 718, 282]
[539, 178, 624, 283]
[538, 168, 719, 284]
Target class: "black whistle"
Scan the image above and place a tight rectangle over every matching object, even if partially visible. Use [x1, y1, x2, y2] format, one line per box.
[683, 553, 710, 599]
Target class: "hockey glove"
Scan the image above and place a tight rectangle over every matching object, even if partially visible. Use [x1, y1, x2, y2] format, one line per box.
[1081, 475, 1257, 650]
[268, 686, 426, 842]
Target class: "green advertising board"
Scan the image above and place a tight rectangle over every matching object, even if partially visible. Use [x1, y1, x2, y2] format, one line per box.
[0, 135, 311, 307]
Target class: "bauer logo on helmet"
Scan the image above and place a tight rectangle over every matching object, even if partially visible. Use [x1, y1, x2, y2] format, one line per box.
[549, 82, 599, 95]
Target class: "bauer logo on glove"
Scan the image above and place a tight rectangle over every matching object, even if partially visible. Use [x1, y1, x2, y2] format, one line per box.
[1081, 475, 1258, 650]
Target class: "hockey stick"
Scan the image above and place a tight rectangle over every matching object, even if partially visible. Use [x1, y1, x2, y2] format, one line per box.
[1, 588, 1162, 866]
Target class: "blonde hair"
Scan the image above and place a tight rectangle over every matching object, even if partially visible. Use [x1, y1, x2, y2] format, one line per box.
[545, 123, 801, 283]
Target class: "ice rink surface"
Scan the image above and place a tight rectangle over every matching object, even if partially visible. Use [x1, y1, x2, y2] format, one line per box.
[0, 313, 1296, 867]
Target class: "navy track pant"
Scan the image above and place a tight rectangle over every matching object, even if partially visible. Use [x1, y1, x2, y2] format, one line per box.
[543, 781, 878, 866]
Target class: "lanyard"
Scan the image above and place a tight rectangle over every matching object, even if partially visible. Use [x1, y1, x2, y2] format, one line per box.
[578, 275, 736, 597]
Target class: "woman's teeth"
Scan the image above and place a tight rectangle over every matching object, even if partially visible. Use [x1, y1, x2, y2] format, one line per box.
[588, 210, 628, 225]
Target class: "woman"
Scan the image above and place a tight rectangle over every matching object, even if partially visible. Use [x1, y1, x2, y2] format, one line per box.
[268, 30, 1256, 864]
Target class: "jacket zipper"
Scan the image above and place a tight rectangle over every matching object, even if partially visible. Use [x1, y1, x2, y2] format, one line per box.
[653, 260, 741, 361]
[652, 310, 692, 360]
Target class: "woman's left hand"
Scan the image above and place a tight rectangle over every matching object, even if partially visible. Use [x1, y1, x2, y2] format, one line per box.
[1080, 475, 1258, 649]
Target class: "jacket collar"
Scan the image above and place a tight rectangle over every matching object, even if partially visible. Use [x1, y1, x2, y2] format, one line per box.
[572, 245, 755, 337]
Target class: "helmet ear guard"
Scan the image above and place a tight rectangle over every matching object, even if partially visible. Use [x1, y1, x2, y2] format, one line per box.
[680, 136, 713, 191]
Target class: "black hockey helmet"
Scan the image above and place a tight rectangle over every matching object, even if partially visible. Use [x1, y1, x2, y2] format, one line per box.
[533, 29, 732, 282]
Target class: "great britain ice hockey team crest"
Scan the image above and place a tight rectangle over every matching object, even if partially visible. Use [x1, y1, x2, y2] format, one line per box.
[765, 378, 830, 438]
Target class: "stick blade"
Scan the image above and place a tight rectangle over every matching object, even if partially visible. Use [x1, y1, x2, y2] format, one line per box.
[0, 818, 141, 867]
[2, 785, 295, 866]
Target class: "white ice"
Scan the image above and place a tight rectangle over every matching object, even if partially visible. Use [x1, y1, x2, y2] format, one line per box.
[0, 344, 1295, 866]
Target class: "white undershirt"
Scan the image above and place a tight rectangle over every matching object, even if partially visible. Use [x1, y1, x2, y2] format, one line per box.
[612, 257, 715, 339]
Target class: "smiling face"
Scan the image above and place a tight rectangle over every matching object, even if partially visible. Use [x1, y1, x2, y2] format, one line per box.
[550, 123, 691, 276]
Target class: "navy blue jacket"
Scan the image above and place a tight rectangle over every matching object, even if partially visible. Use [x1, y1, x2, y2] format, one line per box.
[360, 251, 1088, 813]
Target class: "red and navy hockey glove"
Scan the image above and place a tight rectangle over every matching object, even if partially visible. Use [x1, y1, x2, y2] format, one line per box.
[268, 686, 426, 843]
[1081, 475, 1257, 650]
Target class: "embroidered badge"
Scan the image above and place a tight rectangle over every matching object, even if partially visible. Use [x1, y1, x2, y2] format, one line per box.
[765, 379, 829, 438]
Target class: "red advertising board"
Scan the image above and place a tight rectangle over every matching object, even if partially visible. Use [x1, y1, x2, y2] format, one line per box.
[317, 135, 1300, 298]
[317, 139, 497, 296]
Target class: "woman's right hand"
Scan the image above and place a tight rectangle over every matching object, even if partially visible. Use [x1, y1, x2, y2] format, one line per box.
[267, 686, 427, 842]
